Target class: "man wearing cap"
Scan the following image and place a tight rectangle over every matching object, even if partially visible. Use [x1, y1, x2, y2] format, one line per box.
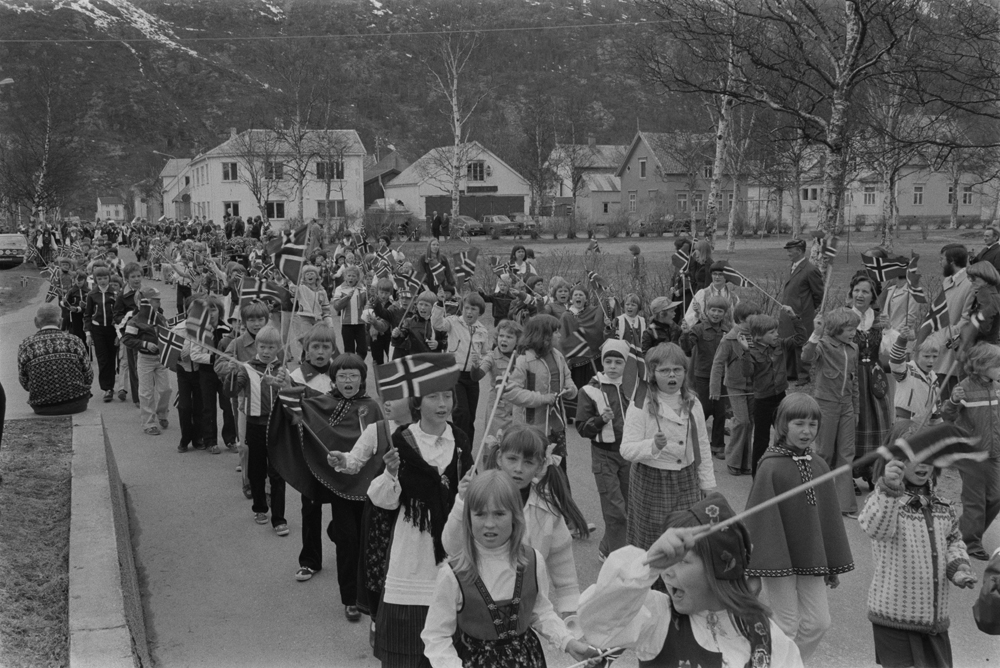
[18, 303, 93, 415]
[778, 238, 823, 383]
[975, 225, 1000, 276]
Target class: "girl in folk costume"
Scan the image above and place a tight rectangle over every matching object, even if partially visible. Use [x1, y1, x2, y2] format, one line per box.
[443, 424, 588, 616]
[859, 421, 977, 668]
[621, 343, 716, 551]
[342, 388, 472, 668]
[508, 244, 537, 282]
[579, 492, 804, 668]
[558, 286, 609, 418]
[333, 265, 369, 359]
[289, 263, 333, 363]
[542, 276, 572, 319]
[614, 293, 647, 349]
[506, 314, 577, 475]
[743, 394, 854, 662]
[683, 261, 740, 328]
[423, 471, 598, 667]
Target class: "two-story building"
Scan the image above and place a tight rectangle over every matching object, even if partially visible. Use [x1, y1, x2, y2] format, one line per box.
[96, 195, 125, 221]
[159, 129, 366, 227]
[384, 141, 530, 220]
[616, 131, 744, 227]
[547, 140, 626, 223]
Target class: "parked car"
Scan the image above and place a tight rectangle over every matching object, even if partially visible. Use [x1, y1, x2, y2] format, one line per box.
[482, 214, 521, 236]
[0, 233, 28, 270]
[512, 213, 539, 234]
[452, 215, 483, 236]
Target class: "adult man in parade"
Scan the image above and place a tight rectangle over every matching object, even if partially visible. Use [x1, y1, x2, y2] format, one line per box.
[976, 225, 1000, 275]
[431, 210, 442, 240]
[778, 238, 824, 383]
[17, 303, 93, 415]
[931, 243, 975, 397]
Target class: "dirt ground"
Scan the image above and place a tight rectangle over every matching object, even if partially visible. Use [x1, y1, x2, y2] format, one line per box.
[0, 417, 72, 668]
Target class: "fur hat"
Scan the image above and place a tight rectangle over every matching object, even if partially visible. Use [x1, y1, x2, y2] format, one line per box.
[663, 492, 752, 581]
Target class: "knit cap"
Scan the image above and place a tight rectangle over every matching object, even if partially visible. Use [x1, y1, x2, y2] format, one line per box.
[601, 339, 629, 361]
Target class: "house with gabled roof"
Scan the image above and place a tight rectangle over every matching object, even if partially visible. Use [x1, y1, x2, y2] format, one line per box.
[96, 195, 125, 221]
[364, 151, 411, 208]
[384, 141, 530, 220]
[616, 131, 744, 227]
[547, 139, 626, 223]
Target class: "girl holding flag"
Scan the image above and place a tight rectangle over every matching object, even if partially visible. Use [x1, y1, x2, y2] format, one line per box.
[558, 285, 609, 419]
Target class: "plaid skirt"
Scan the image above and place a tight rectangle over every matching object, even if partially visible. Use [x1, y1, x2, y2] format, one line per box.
[627, 462, 701, 550]
[855, 361, 891, 470]
[373, 602, 431, 668]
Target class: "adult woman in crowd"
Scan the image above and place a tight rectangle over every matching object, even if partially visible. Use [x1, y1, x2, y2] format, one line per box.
[965, 261, 1000, 345]
[848, 271, 892, 496]
[415, 238, 455, 293]
[688, 239, 714, 293]
[683, 260, 740, 327]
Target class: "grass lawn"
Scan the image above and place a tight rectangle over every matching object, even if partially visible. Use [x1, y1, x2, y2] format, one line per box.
[0, 417, 72, 668]
[0, 266, 43, 319]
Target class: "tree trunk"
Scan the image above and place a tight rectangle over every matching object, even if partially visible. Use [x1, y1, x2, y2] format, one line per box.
[725, 176, 739, 253]
[950, 171, 960, 229]
[819, 98, 849, 235]
[451, 73, 462, 221]
[706, 95, 733, 243]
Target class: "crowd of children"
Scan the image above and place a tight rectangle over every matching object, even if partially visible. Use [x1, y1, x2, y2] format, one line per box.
[32, 227, 1000, 668]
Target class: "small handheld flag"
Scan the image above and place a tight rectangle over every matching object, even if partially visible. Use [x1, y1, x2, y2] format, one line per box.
[907, 259, 927, 304]
[374, 353, 461, 401]
[185, 299, 213, 343]
[722, 264, 751, 288]
[671, 249, 690, 273]
[917, 292, 950, 339]
[265, 225, 309, 284]
[157, 327, 184, 369]
[587, 239, 601, 254]
[239, 277, 293, 311]
[561, 327, 592, 359]
[821, 235, 840, 259]
[429, 259, 447, 285]
[862, 253, 907, 283]
[453, 248, 479, 285]
[876, 423, 986, 468]
[586, 270, 608, 297]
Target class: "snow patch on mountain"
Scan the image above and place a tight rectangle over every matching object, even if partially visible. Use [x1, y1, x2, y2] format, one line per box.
[55, 0, 201, 57]
[0, 0, 37, 12]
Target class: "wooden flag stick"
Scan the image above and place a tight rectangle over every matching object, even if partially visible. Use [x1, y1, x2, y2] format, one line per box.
[474, 351, 518, 472]
[819, 264, 835, 313]
[563, 646, 625, 668]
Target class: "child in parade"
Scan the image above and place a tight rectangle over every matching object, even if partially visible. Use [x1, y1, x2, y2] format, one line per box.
[481, 276, 517, 328]
[113, 262, 143, 403]
[505, 314, 577, 476]
[578, 492, 803, 668]
[391, 291, 447, 356]
[63, 270, 89, 343]
[542, 276, 572, 320]
[802, 308, 861, 517]
[470, 319, 521, 438]
[859, 421, 977, 668]
[189, 295, 238, 453]
[232, 324, 289, 536]
[432, 292, 489, 443]
[423, 471, 598, 667]
[710, 301, 759, 476]
[621, 342, 715, 551]
[368, 277, 400, 365]
[172, 296, 206, 452]
[940, 342, 1000, 561]
[641, 296, 682, 353]
[680, 294, 730, 460]
[743, 393, 854, 662]
[614, 292, 646, 349]
[889, 328, 940, 423]
[743, 313, 795, 475]
[576, 339, 632, 560]
[335, 389, 472, 668]
[121, 287, 172, 436]
[85, 265, 120, 402]
[444, 424, 586, 615]
[289, 263, 333, 363]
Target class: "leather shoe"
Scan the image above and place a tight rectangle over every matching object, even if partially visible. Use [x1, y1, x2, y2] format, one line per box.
[345, 605, 361, 622]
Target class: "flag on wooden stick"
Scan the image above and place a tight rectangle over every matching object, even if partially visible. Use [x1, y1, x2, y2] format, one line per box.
[453, 248, 479, 285]
[722, 264, 751, 288]
[821, 235, 840, 259]
[157, 327, 184, 369]
[265, 225, 309, 284]
[374, 354, 461, 401]
[671, 248, 690, 272]
[185, 299, 213, 343]
[876, 423, 986, 468]
[239, 277, 292, 311]
[907, 254, 927, 304]
[862, 253, 907, 283]
[917, 292, 950, 339]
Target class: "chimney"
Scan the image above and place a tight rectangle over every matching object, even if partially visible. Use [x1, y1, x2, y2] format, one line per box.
[588, 135, 596, 148]
[229, 127, 238, 139]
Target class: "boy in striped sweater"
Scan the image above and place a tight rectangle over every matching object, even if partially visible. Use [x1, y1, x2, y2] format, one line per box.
[332, 264, 368, 358]
[232, 324, 290, 536]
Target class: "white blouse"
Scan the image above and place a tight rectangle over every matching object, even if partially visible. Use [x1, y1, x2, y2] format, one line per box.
[421, 544, 575, 668]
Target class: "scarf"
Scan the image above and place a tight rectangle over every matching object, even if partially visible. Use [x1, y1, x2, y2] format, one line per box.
[397, 427, 462, 564]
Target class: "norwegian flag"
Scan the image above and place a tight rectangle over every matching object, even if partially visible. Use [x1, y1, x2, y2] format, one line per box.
[278, 385, 306, 426]
[429, 259, 447, 285]
[907, 255, 927, 304]
[453, 248, 479, 284]
[374, 353, 461, 401]
[265, 224, 309, 284]
[165, 312, 186, 327]
[621, 342, 648, 407]
[239, 277, 292, 311]
[491, 257, 515, 278]
[42, 264, 60, 282]
[877, 423, 987, 468]
[373, 258, 393, 280]
[157, 327, 184, 370]
[352, 232, 373, 257]
[587, 238, 602, 254]
[45, 284, 62, 302]
[185, 299, 212, 343]
[393, 270, 424, 294]
[67, 241, 85, 259]
[671, 248, 690, 272]
[562, 327, 593, 359]
[821, 235, 840, 259]
[862, 253, 908, 283]
[587, 270, 608, 297]
[918, 292, 950, 339]
[722, 264, 751, 288]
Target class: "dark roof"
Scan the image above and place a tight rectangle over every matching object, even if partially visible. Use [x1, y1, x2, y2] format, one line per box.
[98, 196, 125, 205]
[364, 151, 411, 183]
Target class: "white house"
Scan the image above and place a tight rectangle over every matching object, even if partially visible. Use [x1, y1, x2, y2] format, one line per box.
[158, 129, 366, 226]
[96, 195, 125, 220]
[384, 141, 530, 220]
[546, 140, 626, 222]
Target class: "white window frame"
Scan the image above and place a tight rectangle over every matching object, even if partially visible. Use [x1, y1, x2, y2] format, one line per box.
[222, 162, 238, 182]
[639, 159, 647, 179]
[962, 185, 974, 205]
[628, 191, 637, 213]
[467, 161, 485, 182]
[602, 201, 610, 214]
[316, 160, 344, 181]
[702, 163, 713, 179]
[863, 185, 876, 206]
[223, 201, 240, 218]
[913, 185, 924, 206]
[693, 193, 704, 213]
[677, 192, 689, 212]
[265, 161, 284, 181]
[948, 185, 955, 205]
[317, 199, 346, 218]
[266, 201, 285, 219]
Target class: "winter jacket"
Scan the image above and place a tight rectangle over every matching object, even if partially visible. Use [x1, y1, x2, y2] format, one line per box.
[743, 338, 794, 399]
[505, 348, 576, 432]
[575, 373, 626, 451]
[709, 327, 751, 395]
[84, 286, 118, 331]
[941, 376, 1000, 457]
[121, 308, 166, 356]
[888, 334, 939, 422]
[640, 319, 681, 354]
[391, 314, 447, 356]
[431, 305, 490, 372]
[332, 283, 367, 325]
[679, 320, 727, 380]
[859, 480, 969, 634]
[801, 334, 859, 409]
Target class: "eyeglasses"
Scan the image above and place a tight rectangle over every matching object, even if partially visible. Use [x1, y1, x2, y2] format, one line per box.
[335, 373, 362, 382]
[654, 367, 684, 377]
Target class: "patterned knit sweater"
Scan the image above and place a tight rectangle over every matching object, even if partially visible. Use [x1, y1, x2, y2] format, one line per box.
[17, 328, 93, 407]
[859, 480, 970, 634]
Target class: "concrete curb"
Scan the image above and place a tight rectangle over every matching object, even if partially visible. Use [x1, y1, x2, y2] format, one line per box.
[69, 413, 150, 668]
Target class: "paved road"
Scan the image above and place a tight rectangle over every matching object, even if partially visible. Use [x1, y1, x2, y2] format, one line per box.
[1, 260, 998, 667]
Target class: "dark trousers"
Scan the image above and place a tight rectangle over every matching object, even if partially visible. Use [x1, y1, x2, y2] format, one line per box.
[341, 324, 368, 359]
[693, 376, 727, 452]
[197, 364, 237, 446]
[371, 331, 391, 365]
[751, 392, 786, 476]
[957, 456, 1000, 549]
[175, 366, 203, 447]
[246, 421, 285, 525]
[126, 347, 139, 402]
[176, 283, 192, 313]
[298, 493, 365, 605]
[453, 371, 480, 443]
[90, 324, 118, 391]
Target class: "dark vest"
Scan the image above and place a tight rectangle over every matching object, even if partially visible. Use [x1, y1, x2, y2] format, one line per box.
[453, 547, 538, 641]
[640, 611, 772, 668]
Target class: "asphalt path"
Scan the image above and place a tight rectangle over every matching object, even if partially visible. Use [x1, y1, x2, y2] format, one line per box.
[1, 255, 998, 667]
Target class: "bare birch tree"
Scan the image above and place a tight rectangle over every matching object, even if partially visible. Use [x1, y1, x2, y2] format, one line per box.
[229, 129, 286, 224]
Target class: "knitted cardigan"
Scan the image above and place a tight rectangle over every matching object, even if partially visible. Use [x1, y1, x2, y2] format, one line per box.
[859, 480, 970, 634]
[17, 328, 93, 407]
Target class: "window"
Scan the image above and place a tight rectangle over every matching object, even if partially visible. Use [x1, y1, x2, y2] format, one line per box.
[222, 163, 238, 181]
[602, 202, 610, 214]
[265, 201, 285, 219]
[317, 200, 346, 218]
[467, 161, 485, 182]
[913, 185, 924, 206]
[702, 163, 713, 179]
[316, 160, 344, 180]
[628, 191, 637, 213]
[677, 192, 689, 212]
[693, 193, 704, 212]
[948, 186, 955, 205]
[639, 159, 647, 179]
[727, 192, 735, 210]
[265, 161, 284, 180]
[184, 176, 190, 186]
[863, 185, 876, 206]
[963, 185, 974, 205]
[223, 202, 240, 218]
